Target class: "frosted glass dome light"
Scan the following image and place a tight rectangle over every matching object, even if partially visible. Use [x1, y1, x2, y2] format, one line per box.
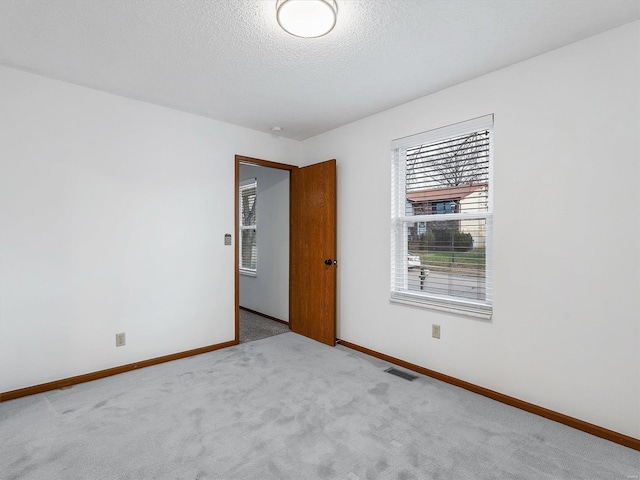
[276, 0, 338, 38]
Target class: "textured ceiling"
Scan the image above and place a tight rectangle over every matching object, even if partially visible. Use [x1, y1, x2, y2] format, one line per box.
[1, 0, 639, 140]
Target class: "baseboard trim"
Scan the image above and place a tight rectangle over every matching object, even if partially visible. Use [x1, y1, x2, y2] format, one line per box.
[338, 339, 639, 451]
[0, 339, 238, 402]
[239, 306, 289, 326]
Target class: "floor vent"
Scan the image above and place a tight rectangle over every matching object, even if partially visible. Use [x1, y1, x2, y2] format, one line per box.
[385, 367, 418, 381]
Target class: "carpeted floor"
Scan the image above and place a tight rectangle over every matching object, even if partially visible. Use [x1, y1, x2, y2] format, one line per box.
[239, 308, 289, 343]
[1, 333, 638, 479]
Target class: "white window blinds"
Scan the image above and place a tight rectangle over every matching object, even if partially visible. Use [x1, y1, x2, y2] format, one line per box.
[240, 179, 257, 273]
[391, 115, 493, 317]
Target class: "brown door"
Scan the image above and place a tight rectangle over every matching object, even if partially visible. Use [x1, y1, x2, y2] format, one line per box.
[289, 159, 337, 346]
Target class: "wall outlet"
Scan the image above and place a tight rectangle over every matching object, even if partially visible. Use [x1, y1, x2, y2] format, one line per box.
[115, 332, 126, 347]
[432, 324, 441, 339]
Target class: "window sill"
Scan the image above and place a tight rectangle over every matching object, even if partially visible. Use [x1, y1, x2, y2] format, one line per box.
[390, 293, 492, 320]
[239, 269, 257, 277]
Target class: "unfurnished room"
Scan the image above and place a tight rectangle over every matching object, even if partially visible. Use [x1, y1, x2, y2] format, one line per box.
[0, 1, 639, 479]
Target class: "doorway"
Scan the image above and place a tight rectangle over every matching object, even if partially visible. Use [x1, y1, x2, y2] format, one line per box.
[234, 155, 337, 346]
[236, 158, 293, 343]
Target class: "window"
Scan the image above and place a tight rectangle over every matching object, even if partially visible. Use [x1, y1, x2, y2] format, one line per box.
[391, 115, 493, 317]
[240, 178, 257, 275]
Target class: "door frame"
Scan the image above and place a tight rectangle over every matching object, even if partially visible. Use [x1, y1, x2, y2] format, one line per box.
[234, 155, 296, 343]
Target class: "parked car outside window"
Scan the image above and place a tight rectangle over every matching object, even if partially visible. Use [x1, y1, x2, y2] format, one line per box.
[408, 252, 421, 269]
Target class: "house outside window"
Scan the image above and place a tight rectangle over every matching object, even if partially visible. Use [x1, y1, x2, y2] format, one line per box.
[391, 115, 493, 317]
[240, 178, 257, 275]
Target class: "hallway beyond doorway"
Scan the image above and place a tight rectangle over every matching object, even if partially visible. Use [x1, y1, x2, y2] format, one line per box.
[239, 308, 289, 343]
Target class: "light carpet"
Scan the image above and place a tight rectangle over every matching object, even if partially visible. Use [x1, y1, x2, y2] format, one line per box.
[239, 309, 289, 344]
[1, 332, 638, 479]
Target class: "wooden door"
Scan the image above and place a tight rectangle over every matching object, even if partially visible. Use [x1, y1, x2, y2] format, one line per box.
[290, 159, 337, 346]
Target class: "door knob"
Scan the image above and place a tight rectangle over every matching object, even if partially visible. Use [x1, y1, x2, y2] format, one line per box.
[324, 259, 333, 265]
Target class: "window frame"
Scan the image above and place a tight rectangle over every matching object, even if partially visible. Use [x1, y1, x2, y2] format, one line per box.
[390, 115, 494, 318]
[239, 178, 258, 276]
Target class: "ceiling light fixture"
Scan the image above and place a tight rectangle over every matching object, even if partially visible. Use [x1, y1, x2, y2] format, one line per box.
[276, 0, 338, 38]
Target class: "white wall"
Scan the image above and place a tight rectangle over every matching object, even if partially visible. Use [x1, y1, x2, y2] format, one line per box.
[0, 66, 301, 392]
[239, 164, 289, 321]
[302, 22, 640, 438]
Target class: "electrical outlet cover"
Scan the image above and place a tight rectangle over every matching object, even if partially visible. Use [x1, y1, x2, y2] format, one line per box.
[432, 324, 441, 339]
